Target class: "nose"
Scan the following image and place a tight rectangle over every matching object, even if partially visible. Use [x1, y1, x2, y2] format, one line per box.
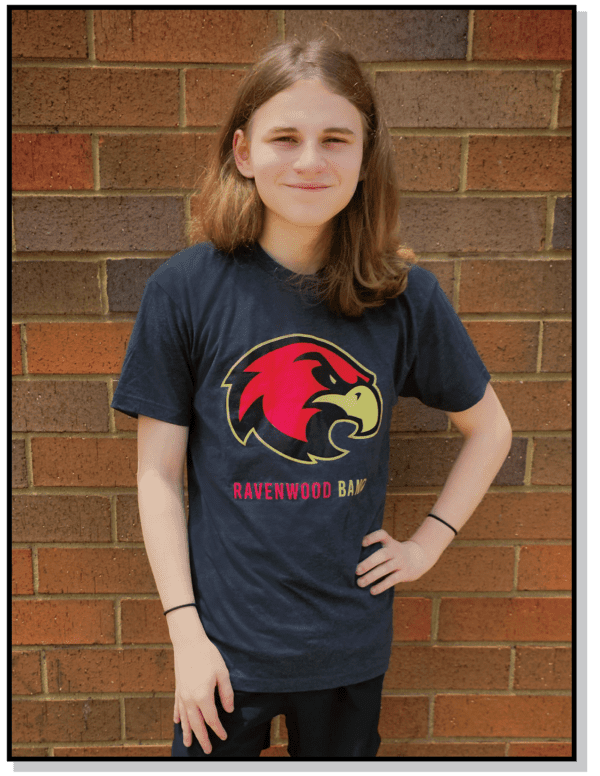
[292, 141, 327, 173]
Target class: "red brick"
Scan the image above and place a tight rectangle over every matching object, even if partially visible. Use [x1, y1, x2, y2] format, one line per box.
[391, 136, 461, 192]
[514, 646, 571, 690]
[12, 439, 28, 488]
[189, 195, 207, 245]
[385, 645, 510, 690]
[459, 260, 571, 314]
[31, 437, 137, 487]
[99, 134, 214, 189]
[391, 395, 447, 434]
[46, 648, 173, 692]
[11, 9, 88, 59]
[12, 68, 179, 127]
[12, 600, 115, 645]
[434, 695, 571, 738]
[12, 325, 22, 375]
[25, 323, 132, 375]
[116, 494, 143, 542]
[12, 747, 49, 757]
[509, 742, 572, 757]
[398, 547, 514, 593]
[12, 651, 42, 695]
[53, 745, 171, 757]
[12, 380, 109, 432]
[392, 597, 432, 642]
[467, 136, 572, 192]
[493, 380, 571, 432]
[472, 10, 572, 61]
[376, 71, 554, 128]
[38, 548, 155, 594]
[518, 545, 572, 591]
[12, 134, 93, 191]
[121, 599, 170, 644]
[124, 696, 174, 740]
[12, 495, 112, 543]
[12, 261, 101, 315]
[94, 10, 277, 63]
[12, 549, 33, 595]
[378, 695, 429, 739]
[12, 699, 120, 743]
[438, 597, 571, 642]
[186, 69, 248, 126]
[377, 741, 504, 757]
[541, 321, 572, 372]
[558, 71, 572, 128]
[531, 437, 572, 485]
[463, 321, 539, 373]
[398, 197, 546, 253]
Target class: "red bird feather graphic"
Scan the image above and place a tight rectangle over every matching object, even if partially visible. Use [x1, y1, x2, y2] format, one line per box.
[222, 334, 382, 464]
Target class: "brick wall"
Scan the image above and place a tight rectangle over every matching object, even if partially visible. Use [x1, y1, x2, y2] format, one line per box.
[11, 9, 572, 759]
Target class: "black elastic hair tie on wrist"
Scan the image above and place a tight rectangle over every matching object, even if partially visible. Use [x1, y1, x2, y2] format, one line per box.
[163, 603, 197, 616]
[427, 512, 458, 536]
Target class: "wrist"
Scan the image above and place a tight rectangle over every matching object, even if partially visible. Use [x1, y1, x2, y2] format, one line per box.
[167, 605, 209, 648]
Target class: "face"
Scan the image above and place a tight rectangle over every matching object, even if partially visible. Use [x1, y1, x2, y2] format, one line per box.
[233, 79, 365, 240]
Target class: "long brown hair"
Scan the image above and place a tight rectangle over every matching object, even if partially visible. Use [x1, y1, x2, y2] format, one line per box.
[197, 38, 413, 318]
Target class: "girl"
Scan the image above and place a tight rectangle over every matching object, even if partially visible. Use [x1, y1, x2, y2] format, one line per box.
[111, 38, 512, 759]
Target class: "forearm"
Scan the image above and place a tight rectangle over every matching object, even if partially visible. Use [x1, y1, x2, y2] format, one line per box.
[137, 471, 209, 647]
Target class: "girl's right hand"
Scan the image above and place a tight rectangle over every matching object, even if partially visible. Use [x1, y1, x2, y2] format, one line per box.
[173, 637, 235, 754]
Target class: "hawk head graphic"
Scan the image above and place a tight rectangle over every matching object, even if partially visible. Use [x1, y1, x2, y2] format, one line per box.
[222, 334, 382, 464]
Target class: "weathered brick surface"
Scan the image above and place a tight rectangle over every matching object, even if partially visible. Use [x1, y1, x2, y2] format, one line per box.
[508, 742, 572, 757]
[377, 741, 505, 757]
[376, 71, 554, 128]
[286, 9, 469, 61]
[189, 196, 207, 245]
[107, 258, 167, 312]
[12, 439, 28, 488]
[397, 547, 514, 593]
[124, 696, 174, 740]
[438, 597, 571, 641]
[94, 9, 277, 63]
[517, 545, 572, 591]
[531, 437, 572, 486]
[186, 70, 248, 127]
[12, 600, 115, 645]
[459, 260, 571, 314]
[434, 695, 571, 738]
[113, 386, 138, 431]
[116, 494, 143, 542]
[463, 321, 539, 373]
[558, 70, 572, 128]
[12, 68, 179, 127]
[514, 646, 571, 690]
[12, 134, 93, 191]
[99, 134, 214, 190]
[12, 651, 42, 695]
[467, 136, 571, 192]
[12, 380, 109, 432]
[378, 695, 428, 739]
[552, 197, 572, 250]
[12, 261, 101, 315]
[392, 598, 432, 641]
[492, 380, 571, 432]
[472, 10, 572, 61]
[414, 259, 455, 301]
[53, 745, 171, 757]
[398, 197, 546, 253]
[389, 436, 527, 488]
[12, 495, 112, 543]
[386, 646, 510, 690]
[390, 396, 447, 434]
[12, 549, 33, 595]
[541, 321, 572, 373]
[12, 699, 120, 743]
[121, 599, 170, 644]
[391, 137, 461, 192]
[13, 196, 185, 253]
[26, 323, 132, 375]
[38, 548, 155, 594]
[46, 648, 173, 692]
[31, 438, 137, 487]
[11, 9, 88, 59]
[12, 325, 23, 375]
[12, 747, 50, 757]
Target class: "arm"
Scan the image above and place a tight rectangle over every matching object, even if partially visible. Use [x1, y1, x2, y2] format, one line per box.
[356, 382, 512, 592]
[137, 415, 233, 753]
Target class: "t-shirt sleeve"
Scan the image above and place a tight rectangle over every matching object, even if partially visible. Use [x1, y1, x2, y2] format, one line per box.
[399, 276, 491, 412]
[111, 279, 194, 426]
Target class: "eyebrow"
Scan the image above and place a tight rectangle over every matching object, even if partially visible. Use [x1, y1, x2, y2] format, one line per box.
[267, 126, 356, 136]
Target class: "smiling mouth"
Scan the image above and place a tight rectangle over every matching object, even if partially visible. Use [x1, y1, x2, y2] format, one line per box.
[288, 184, 330, 190]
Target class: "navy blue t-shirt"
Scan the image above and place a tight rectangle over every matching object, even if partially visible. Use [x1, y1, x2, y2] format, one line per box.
[111, 241, 490, 692]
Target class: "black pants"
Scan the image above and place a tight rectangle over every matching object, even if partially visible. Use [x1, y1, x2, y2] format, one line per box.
[171, 672, 384, 758]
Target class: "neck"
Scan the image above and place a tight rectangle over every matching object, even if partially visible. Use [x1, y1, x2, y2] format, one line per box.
[259, 219, 330, 275]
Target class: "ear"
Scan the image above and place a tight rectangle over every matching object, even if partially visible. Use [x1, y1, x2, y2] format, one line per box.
[233, 129, 254, 179]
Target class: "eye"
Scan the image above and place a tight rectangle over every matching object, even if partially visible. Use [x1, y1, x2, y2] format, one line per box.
[324, 138, 346, 144]
[273, 136, 296, 144]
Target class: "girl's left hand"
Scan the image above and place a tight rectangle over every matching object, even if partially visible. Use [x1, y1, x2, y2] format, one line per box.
[356, 529, 436, 594]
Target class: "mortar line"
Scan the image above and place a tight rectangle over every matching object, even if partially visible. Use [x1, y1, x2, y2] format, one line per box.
[547, 194, 558, 250]
[91, 134, 100, 191]
[523, 438, 535, 487]
[466, 10, 475, 61]
[86, 10, 96, 62]
[459, 135, 469, 193]
[537, 321, 545, 373]
[179, 68, 186, 129]
[550, 70, 563, 131]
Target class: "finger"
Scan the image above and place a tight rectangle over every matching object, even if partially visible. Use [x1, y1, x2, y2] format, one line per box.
[362, 529, 388, 546]
[356, 547, 388, 576]
[217, 672, 235, 713]
[357, 558, 397, 587]
[186, 706, 213, 754]
[178, 706, 194, 749]
[174, 699, 180, 724]
[370, 569, 403, 595]
[199, 696, 228, 741]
